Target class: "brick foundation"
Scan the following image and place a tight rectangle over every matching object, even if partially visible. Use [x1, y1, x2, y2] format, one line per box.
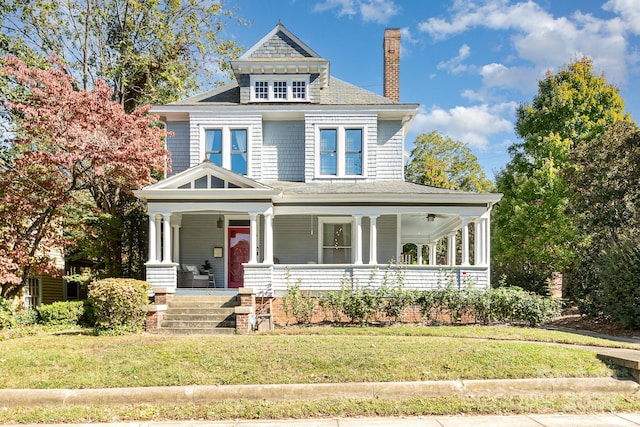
[145, 287, 174, 333]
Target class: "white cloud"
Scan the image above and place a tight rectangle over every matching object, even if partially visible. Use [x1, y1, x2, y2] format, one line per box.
[409, 103, 515, 150]
[314, 0, 399, 24]
[604, 0, 640, 34]
[480, 63, 540, 92]
[437, 44, 471, 74]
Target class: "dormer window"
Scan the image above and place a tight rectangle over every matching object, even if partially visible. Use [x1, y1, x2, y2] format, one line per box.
[250, 75, 309, 102]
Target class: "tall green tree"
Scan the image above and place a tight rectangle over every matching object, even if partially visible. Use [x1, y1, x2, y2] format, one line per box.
[564, 120, 639, 320]
[405, 131, 494, 192]
[492, 57, 630, 294]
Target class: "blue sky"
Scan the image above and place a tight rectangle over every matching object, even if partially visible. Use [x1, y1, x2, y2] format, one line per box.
[224, 0, 640, 180]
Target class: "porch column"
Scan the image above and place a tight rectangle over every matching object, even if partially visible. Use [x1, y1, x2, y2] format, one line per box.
[172, 223, 180, 265]
[474, 219, 481, 265]
[485, 214, 491, 266]
[354, 215, 363, 265]
[461, 218, 470, 266]
[249, 213, 258, 264]
[162, 213, 172, 263]
[416, 244, 423, 265]
[369, 215, 378, 264]
[429, 242, 437, 265]
[447, 232, 457, 266]
[155, 215, 162, 263]
[148, 214, 157, 263]
[263, 211, 274, 264]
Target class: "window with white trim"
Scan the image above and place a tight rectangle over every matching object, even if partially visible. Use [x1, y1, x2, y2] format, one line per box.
[319, 218, 353, 264]
[204, 128, 248, 175]
[250, 75, 309, 102]
[317, 126, 364, 177]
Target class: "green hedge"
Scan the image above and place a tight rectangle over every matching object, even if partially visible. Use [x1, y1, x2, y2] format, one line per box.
[88, 278, 150, 335]
[37, 301, 85, 326]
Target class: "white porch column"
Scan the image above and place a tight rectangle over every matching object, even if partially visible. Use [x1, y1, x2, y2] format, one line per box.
[461, 218, 470, 266]
[354, 215, 363, 265]
[474, 219, 481, 265]
[447, 232, 457, 266]
[263, 211, 274, 264]
[162, 213, 171, 263]
[172, 223, 181, 265]
[416, 244, 423, 265]
[155, 215, 162, 263]
[429, 242, 437, 265]
[479, 217, 487, 265]
[148, 214, 157, 263]
[249, 213, 258, 264]
[369, 215, 378, 264]
[485, 214, 491, 266]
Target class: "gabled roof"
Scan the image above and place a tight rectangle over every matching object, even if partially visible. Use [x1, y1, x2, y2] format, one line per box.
[230, 22, 330, 88]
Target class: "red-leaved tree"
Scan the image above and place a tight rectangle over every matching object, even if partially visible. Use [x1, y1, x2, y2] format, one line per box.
[0, 55, 169, 298]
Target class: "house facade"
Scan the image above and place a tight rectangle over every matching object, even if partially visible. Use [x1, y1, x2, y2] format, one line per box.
[134, 23, 502, 298]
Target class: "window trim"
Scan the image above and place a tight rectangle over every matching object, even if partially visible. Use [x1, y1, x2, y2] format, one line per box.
[201, 126, 250, 176]
[315, 125, 366, 178]
[318, 217, 355, 264]
[250, 75, 310, 102]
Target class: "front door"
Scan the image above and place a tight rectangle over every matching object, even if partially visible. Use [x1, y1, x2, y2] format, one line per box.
[228, 227, 250, 288]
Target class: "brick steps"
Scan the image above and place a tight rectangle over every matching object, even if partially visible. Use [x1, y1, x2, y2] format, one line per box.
[158, 295, 240, 335]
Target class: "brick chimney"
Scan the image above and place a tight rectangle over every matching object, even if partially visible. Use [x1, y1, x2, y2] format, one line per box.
[383, 28, 400, 102]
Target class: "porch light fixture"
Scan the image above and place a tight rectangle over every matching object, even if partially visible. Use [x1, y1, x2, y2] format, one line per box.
[426, 214, 436, 222]
[217, 212, 224, 229]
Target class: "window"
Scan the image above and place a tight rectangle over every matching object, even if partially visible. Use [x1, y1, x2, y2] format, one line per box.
[273, 81, 287, 99]
[254, 81, 268, 99]
[320, 129, 337, 175]
[249, 75, 309, 102]
[203, 128, 249, 175]
[317, 126, 365, 177]
[345, 129, 362, 175]
[320, 220, 352, 264]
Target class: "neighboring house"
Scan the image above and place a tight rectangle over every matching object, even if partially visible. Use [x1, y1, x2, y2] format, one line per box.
[134, 23, 502, 297]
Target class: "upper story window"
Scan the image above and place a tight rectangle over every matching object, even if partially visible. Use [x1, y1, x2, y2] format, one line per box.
[317, 126, 364, 177]
[204, 128, 248, 175]
[250, 75, 310, 102]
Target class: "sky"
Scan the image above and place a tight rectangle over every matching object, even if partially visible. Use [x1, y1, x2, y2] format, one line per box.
[223, 0, 640, 180]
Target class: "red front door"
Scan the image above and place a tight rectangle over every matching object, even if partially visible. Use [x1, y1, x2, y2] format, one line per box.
[228, 227, 250, 288]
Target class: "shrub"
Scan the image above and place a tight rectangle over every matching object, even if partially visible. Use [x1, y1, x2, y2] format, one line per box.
[282, 277, 316, 325]
[379, 285, 414, 323]
[598, 238, 640, 329]
[0, 297, 16, 329]
[37, 301, 84, 326]
[88, 278, 150, 335]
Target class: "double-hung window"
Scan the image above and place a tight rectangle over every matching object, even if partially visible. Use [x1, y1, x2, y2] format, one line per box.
[320, 218, 353, 264]
[250, 75, 309, 102]
[204, 128, 248, 175]
[317, 126, 364, 177]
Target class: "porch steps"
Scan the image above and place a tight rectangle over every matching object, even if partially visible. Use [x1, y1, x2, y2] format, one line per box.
[158, 295, 240, 335]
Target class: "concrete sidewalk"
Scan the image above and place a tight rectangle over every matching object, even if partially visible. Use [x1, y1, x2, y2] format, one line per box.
[7, 413, 640, 426]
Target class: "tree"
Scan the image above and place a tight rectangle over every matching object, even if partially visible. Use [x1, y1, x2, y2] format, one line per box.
[492, 57, 630, 294]
[405, 131, 494, 192]
[564, 121, 640, 318]
[1, 0, 243, 112]
[0, 55, 168, 298]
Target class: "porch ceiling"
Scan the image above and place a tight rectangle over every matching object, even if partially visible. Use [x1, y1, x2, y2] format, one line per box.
[400, 213, 460, 244]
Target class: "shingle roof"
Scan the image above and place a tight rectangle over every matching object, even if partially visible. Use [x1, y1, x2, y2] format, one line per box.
[264, 180, 471, 195]
[169, 77, 398, 106]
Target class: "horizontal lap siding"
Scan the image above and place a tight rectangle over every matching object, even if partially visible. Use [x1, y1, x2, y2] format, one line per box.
[166, 121, 190, 175]
[146, 265, 177, 288]
[262, 121, 305, 181]
[180, 214, 225, 286]
[376, 215, 397, 264]
[377, 120, 404, 180]
[273, 215, 318, 264]
[41, 276, 63, 304]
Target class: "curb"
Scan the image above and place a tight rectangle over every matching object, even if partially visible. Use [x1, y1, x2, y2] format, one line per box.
[2, 377, 638, 408]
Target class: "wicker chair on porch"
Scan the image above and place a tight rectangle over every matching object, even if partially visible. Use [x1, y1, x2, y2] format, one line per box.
[179, 264, 214, 288]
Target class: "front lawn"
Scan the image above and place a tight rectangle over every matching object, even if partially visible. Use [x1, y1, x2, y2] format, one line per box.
[0, 326, 625, 389]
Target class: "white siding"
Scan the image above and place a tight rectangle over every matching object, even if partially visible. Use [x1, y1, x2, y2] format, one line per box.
[262, 120, 305, 181]
[377, 120, 404, 180]
[166, 121, 190, 176]
[273, 215, 319, 263]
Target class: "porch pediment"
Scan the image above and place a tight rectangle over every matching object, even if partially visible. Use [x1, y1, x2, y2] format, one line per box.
[134, 162, 280, 201]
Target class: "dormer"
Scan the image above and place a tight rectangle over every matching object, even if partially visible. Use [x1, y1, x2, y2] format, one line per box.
[231, 22, 330, 104]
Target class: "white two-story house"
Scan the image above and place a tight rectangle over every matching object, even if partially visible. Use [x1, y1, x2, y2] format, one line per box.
[134, 23, 501, 297]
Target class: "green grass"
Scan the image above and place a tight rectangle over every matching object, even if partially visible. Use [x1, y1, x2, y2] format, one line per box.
[0, 328, 623, 389]
[2, 395, 640, 424]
